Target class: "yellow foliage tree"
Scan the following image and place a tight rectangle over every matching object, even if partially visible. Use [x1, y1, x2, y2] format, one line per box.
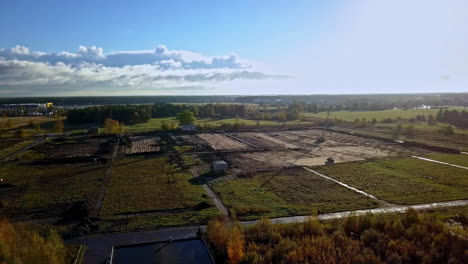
[6, 119, 13, 129]
[104, 118, 124, 134]
[54, 121, 64, 133]
[0, 218, 67, 264]
[227, 225, 245, 264]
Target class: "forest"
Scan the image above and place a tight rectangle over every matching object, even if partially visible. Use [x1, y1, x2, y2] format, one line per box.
[206, 209, 467, 264]
[436, 109, 468, 129]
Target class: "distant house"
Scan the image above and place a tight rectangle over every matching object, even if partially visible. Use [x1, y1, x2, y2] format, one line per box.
[212, 160, 228, 173]
[180, 124, 197, 131]
[87, 127, 100, 135]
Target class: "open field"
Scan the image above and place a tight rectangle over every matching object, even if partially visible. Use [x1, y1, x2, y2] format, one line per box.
[351, 124, 468, 151]
[0, 139, 34, 159]
[0, 116, 59, 129]
[198, 133, 252, 150]
[100, 156, 218, 227]
[427, 153, 468, 167]
[218, 130, 427, 174]
[35, 137, 110, 158]
[209, 168, 378, 220]
[124, 117, 313, 132]
[0, 161, 106, 212]
[314, 157, 468, 205]
[304, 108, 460, 122]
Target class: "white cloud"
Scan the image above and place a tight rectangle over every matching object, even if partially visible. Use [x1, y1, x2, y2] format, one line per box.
[0, 45, 288, 95]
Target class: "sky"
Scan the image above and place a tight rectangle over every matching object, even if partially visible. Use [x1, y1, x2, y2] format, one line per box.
[0, 0, 467, 96]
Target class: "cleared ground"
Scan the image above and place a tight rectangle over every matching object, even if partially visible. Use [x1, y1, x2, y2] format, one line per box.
[218, 130, 426, 174]
[209, 168, 378, 220]
[313, 157, 468, 204]
[198, 133, 252, 150]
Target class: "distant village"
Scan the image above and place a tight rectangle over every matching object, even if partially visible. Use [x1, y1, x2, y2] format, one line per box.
[0, 103, 55, 116]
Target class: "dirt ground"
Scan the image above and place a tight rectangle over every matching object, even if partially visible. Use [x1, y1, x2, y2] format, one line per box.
[37, 138, 108, 158]
[120, 136, 160, 155]
[217, 129, 429, 174]
[198, 133, 252, 150]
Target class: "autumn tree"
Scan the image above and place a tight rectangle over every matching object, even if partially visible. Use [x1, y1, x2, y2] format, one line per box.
[0, 218, 67, 264]
[14, 129, 25, 139]
[54, 121, 64, 133]
[104, 118, 124, 134]
[6, 119, 13, 129]
[227, 225, 245, 264]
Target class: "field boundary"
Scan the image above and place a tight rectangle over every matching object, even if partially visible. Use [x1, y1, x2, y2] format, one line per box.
[412, 156, 468, 170]
[302, 167, 378, 200]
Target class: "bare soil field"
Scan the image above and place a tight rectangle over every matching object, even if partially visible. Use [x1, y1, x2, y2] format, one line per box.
[36, 138, 109, 158]
[231, 132, 298, 149]
[221, 130, 429, 174]
[119, 136, 160, 155]
[198, 133, 252, 150]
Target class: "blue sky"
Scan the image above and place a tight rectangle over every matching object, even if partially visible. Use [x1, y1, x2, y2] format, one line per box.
[0, 0, 467, 96]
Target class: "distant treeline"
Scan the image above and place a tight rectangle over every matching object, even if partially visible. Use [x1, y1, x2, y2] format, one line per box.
[436, 109, 468, 129]
[66, 102, 309, 125]
[1, 93, 467, 109]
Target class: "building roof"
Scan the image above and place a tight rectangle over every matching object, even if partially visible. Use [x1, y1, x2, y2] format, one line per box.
[213, 160, 227, 166]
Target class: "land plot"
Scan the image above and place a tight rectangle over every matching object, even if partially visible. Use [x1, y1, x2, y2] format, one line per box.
[100, 157, 217, 226]
[209, 168, 378, 220]
[198, 133, 252, 150]
[314, 157, 468, 205]
[427, 153, 468, 167]
[231, 132, 298, 149]
[0, 162, 106, 212]
[36, 138, 109, 158]
[119, 136, 160, 155]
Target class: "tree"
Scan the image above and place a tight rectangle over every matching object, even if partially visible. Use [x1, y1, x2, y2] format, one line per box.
[227, 225, 245, 264]
[439, 125, 454, 135]
[177, 110, 195, 125]
[104, 118, 123, 134]
[54, 121, 64, 133]
[161, 121, 170, 130]
[34, 123, 41, 132]
[14, 129, 25, 138]
[427, 115, 437, 126]
[0, 218, 67, 264]
[405, 125, 415, 136]
[6, 119, 13, 129]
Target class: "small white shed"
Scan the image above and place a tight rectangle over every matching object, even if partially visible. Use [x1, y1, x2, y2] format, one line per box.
[212, 160, 228, 173]
[181, 124, 197, 131]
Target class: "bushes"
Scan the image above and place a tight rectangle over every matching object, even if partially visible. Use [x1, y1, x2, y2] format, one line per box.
[206, 209, 467, 264]
[0, 219, 67, 264]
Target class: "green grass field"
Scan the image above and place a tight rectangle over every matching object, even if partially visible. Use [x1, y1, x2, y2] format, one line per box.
[314, 157, 468, 205]
[100, 156, 218, 227]
[0, 162, 106, 209]
[124, 117, 311, 132]
[0, 139, 34, 159]
[427, 153, 468, 167]
[304, 108, 456, 122]
[210, 168, 378, 221]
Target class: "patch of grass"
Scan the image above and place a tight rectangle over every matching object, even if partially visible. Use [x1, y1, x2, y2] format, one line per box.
[314, 157, 468, 205]
[304, 108, 458, 122]
[0, 162, 106, 209]
[210, 168, 378, 221]
[0, 140, 34, 159]
[0, 116, 59, 130]
[100, 156, 217, 226]
[124, 117, 313, 132]
[427, 153, 468, 167]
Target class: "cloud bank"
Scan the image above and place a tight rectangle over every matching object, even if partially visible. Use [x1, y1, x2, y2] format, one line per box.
[0, 45, 288, 96]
